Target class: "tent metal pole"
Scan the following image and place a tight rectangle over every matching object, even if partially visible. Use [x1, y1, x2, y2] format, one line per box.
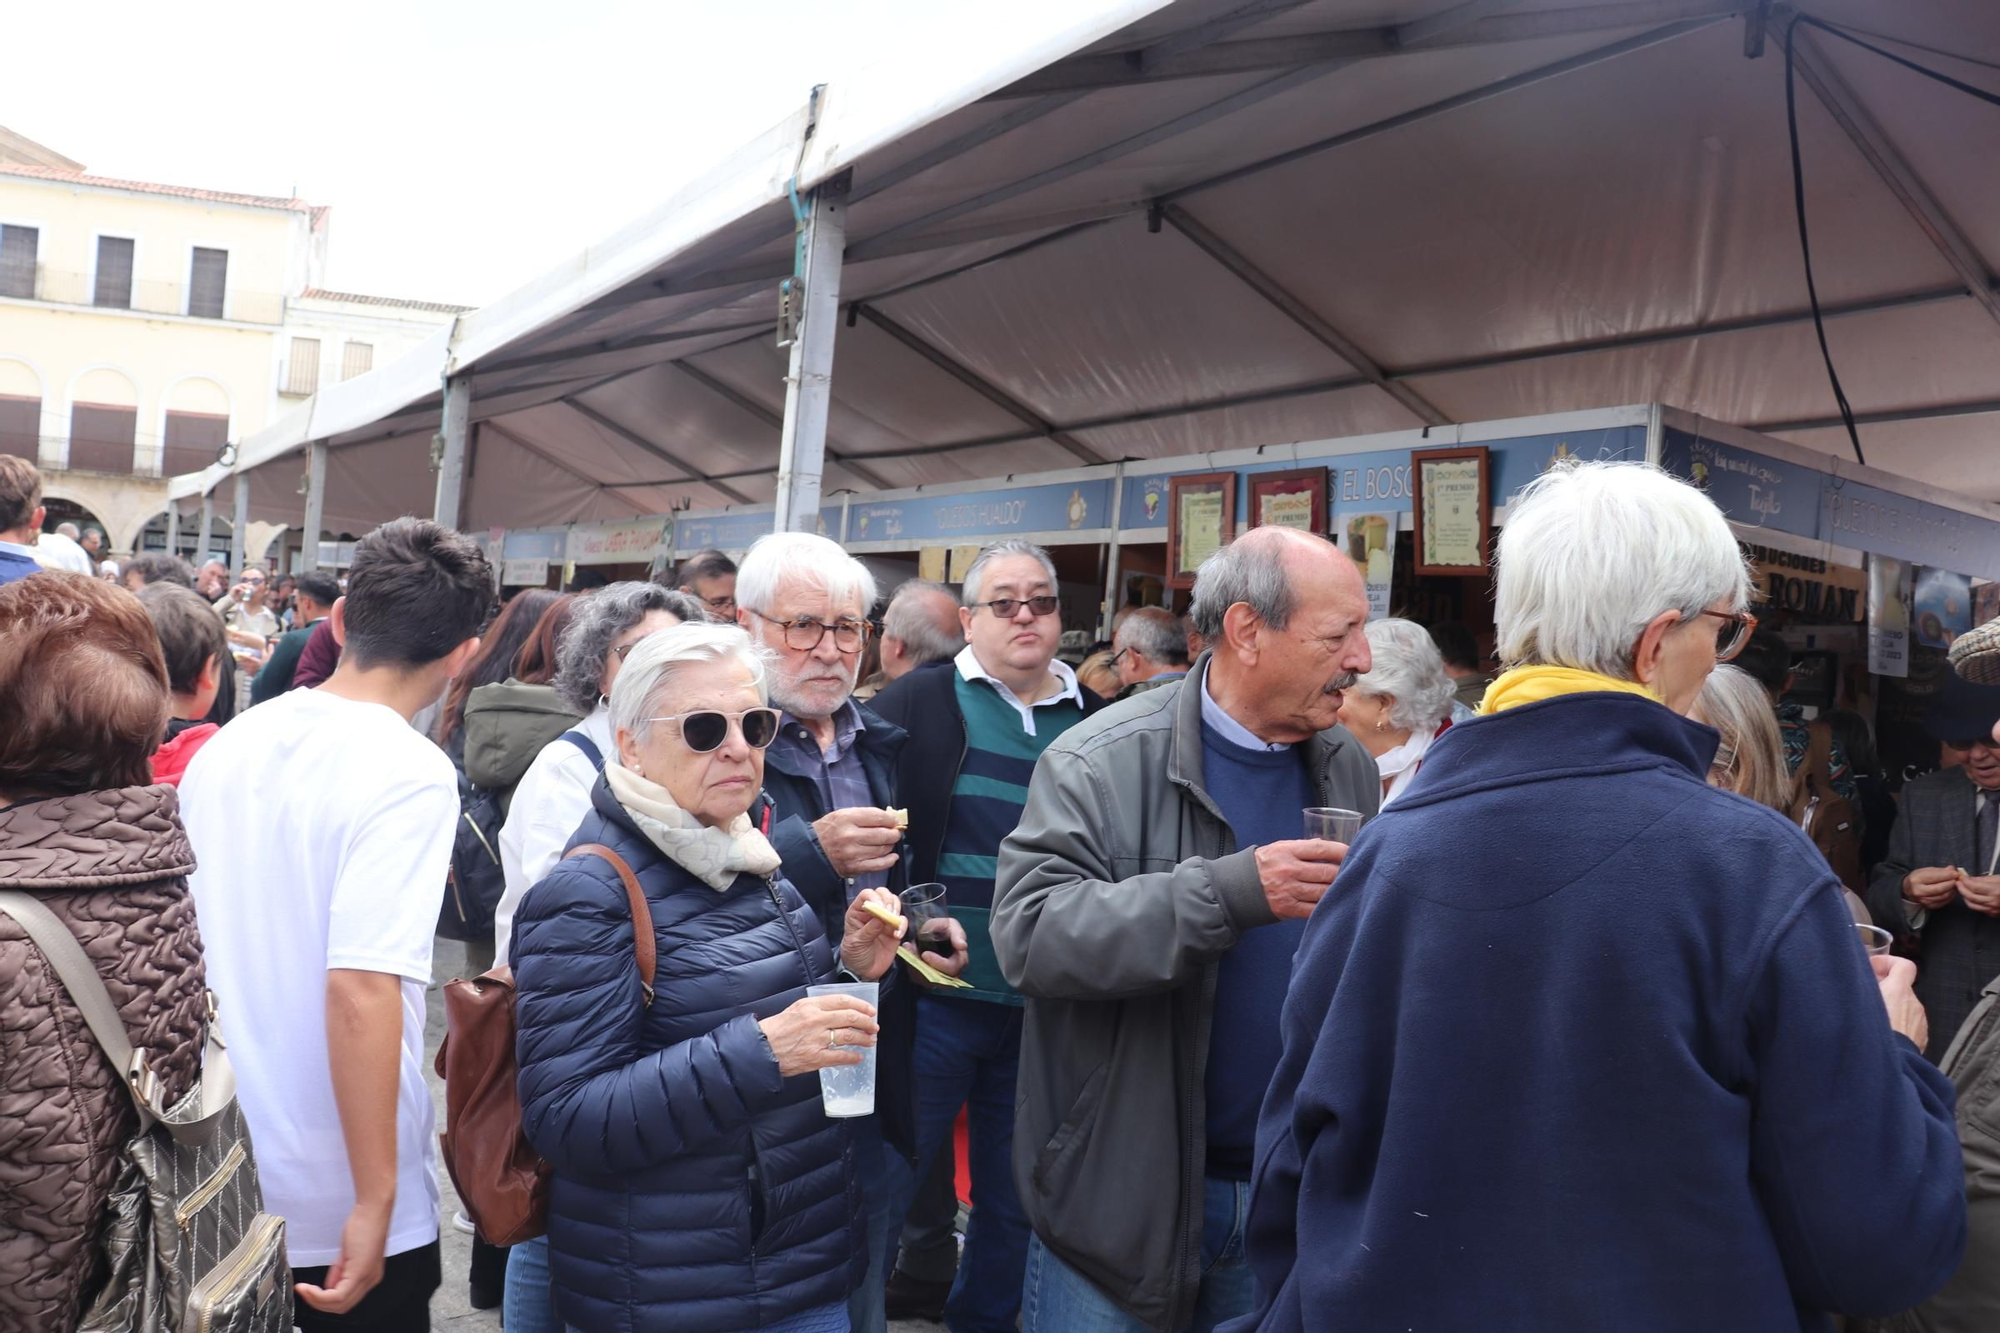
[230, 473, 250, 572]
[1394, 0, 1528, 48]
[1754, 397, 2000, 434]
[854, 305, 1108, 465]
[165, 504, 180, 557]
[1789, 29, 2000, 331]
[300, 442, 328, 572]
[775, 174, 851, 532]
[196, 495, 214, 565]
[1101, 463, 1126, 639]
[1161, 203, 1449, 426]
[672, 361, 896, 491]
[1644, 404, 1666, 465]
[434, 374, 472, 529]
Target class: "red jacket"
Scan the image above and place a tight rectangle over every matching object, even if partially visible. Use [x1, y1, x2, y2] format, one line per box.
[149, 723, 218, 787]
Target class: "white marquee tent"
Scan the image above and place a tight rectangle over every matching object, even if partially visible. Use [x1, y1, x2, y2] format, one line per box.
[171, 0, 2000, 564]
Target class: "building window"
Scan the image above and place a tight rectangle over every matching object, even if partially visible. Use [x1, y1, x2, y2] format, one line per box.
[0, 225, 35, 300]
[93, 236, 135, 308]
[284, 337, 320, 395]
[188, 247, 227, 318]
[69, 402, 138, 474]
[0, 392, 37, 461]
[163, 409, 229, 477]
[341, 341, 373, 381]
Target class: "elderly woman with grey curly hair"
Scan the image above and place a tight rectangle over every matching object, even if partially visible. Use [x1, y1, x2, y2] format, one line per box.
[1336, 616, 1461, 808]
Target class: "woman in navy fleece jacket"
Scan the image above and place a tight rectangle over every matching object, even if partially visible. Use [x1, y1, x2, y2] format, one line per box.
[1229, 461, 1964, 1333]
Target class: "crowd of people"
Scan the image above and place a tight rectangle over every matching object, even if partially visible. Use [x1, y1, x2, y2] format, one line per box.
[4, 445, 2000, 1333]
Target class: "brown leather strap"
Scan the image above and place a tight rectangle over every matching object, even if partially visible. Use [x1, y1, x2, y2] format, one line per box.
[565, 843, 657, 1006]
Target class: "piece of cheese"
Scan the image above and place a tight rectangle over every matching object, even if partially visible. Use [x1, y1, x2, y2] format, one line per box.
[861, 899, 907, 933]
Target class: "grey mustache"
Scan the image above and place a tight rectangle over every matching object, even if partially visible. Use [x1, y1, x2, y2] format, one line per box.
[1324, 671, 1359, 694]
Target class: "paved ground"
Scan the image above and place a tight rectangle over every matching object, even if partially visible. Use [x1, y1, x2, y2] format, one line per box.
[423, 937, 944, 1331]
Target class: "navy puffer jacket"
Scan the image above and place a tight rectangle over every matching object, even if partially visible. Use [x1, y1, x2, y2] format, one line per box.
[513, 777, 863, 1332]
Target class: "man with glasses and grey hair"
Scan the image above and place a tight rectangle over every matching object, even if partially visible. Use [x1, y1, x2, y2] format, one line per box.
[870, 538, 1107, 1333]
[734, 530, 961, 1333]
[1226, 462, 1962, 1332]
[991, 525, 1376, 1332]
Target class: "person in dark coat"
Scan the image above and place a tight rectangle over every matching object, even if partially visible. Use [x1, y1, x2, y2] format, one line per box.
[1865, 671, 2000, 1060]
[513, 622, 907, 1333]
[1228, 461, 1964, 1333]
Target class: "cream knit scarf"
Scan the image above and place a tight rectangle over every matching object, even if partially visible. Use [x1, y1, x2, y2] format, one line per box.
[604, 761, 780, 892]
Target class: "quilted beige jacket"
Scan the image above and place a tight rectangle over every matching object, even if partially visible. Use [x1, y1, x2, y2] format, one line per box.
[0, 785, 208, 1332]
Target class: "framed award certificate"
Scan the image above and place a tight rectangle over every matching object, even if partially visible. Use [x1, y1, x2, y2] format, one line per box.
[1166, 472, 1236, 589]
[1412, 446, 1490, 576]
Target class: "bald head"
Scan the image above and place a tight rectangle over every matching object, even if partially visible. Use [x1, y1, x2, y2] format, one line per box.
[1187, 526, 1361, 641]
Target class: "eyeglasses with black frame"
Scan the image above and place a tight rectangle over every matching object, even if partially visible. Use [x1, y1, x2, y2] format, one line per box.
[972, 595, 1061, 619]
[745, 607, 870, 652]
[699, 593, 737, 613]
[644, 707, 782, 753]
[1696, 608, 1758, 663]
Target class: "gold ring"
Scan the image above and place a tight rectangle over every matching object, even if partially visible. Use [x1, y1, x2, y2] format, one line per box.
[828, 1029, 838, 1049]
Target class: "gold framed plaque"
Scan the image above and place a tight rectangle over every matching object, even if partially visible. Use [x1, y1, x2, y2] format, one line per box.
[1412, 446, 1490, 576]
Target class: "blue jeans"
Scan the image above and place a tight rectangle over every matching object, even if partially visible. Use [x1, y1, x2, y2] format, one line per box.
[885, 996, 1028, 1333]
[848, 1115, 896, 1333]
[1019, 1177, 1254, 1333]
[505, 1234, 562, 1333]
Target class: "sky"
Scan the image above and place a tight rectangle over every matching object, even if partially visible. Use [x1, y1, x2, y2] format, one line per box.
[4, 0, 1024, 307]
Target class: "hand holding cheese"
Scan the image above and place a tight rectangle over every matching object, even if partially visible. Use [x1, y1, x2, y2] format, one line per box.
[813, 807, 904, 878]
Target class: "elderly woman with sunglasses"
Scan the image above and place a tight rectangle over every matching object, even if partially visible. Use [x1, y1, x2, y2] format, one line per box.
[513, 622, 908, 1333]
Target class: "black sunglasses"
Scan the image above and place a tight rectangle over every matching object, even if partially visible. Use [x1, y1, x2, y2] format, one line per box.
[972, 595, 1060, 619]
[644, 707, 781, 753]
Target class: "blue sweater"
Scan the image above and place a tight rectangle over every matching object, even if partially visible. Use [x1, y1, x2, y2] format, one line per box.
[1199, 719, 1312, 1178]
[1227, 694, 1965, 1333]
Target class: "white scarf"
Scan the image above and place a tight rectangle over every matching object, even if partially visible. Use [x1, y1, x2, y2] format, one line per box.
[604, 761, 780, 892]
[1374, 724, 1440, 810]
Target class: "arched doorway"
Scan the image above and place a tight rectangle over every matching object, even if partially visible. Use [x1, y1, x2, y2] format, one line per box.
[39, 496, 109, 554]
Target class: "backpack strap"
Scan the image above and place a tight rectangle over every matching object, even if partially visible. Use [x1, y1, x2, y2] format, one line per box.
[561, 729, 604, 770]
[1804, 718, 1837, 798]
[563, 844, 656, 1007]
[0, 890, 234, 1143]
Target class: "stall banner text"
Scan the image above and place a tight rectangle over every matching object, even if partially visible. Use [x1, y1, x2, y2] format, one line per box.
[849, 479, 1112, 545]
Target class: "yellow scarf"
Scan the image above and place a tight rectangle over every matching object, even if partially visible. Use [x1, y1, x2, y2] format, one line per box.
[1477, 665, 1659, 715]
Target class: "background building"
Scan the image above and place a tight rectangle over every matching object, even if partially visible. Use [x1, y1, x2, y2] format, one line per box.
[0, 126, 463, 560]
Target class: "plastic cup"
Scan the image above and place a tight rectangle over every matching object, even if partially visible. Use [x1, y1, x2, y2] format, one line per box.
[901, 883, 952, 957]
[806, 981, 878, 1117]
[1857, 924, 1893, 957]
[1303, 807, 1364, 844]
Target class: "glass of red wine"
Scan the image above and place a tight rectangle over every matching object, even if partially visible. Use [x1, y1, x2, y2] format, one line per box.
[901, 883, 955, 959]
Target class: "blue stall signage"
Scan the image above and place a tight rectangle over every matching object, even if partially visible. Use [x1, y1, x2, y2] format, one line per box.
[674, 510, 775, 552]
[849, 479, 1112, 544]
[1119, 426, 1646, 530]
[1662, 427, 2000, 577]
[502, 529, 568, 561]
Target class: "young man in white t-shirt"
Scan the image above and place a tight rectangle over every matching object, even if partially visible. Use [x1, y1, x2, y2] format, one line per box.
[181, 517, 493, 1330]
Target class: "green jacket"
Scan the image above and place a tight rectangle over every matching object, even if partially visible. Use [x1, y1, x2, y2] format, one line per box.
[992, 655, 1379, 1330]
[462, 680, 582, 809]
[249, 618, 324, 706]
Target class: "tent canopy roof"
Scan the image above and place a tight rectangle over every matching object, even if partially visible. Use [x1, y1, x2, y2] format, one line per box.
[188, 0, 2000, 541]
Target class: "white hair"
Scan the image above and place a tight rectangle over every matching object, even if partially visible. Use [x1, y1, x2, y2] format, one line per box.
[962, 540, 1058, 606]
[736, 530, 877, 618]
[1495, 461, 1750, 679]
[1350, 617, 1458, 732]
[608, 621, 770, 747]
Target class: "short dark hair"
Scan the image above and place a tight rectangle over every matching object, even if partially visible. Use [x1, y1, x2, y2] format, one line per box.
[137, 582, 229, 696]
[1822, 707, 1881, 778]
[1733, 628, 1793, 698]
[1427, 622, 1480, 671]
[293, 570, 340, 608]
[339, 518, 495, 669]
[0, 572, 170, 793]
[0, 455, 41, 532]
[126, 553, 196, 587]
[674, 549, 737, 586]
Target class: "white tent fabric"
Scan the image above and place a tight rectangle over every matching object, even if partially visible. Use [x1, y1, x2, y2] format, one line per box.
[185, 0, 2000, 547]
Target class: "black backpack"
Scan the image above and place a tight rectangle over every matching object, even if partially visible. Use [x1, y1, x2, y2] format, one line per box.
[441, 730, 603, 941]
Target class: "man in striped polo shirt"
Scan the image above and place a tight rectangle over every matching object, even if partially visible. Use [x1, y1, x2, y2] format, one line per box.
[870, 540, 1107, 1333]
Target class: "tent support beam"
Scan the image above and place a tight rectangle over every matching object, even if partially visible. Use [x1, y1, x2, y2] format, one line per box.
[563, 399, 755, 505]
[230, 474, 250, 572]
[196, 496, 214, 563]
[299, 442, 327, 573]
[1395, 0, 1526, 48]
[993, 0, 1744, 95]
[478, 420, 606, 492]
[434, 374, 472, 528]
[775, 174, 851, 531]
[165, 504, 180, 556]
[1755, 397, 2000, 434]
[671, 361, 897, 491]
[1788, 28, 2000, 331]
[1161, 203, 1450, 427]
[853, 304, 1108, 465]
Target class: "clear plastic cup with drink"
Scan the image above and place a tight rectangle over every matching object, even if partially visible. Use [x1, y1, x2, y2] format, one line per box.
[1303, 807, 1364, 844]
[807, 980, 878, 1117]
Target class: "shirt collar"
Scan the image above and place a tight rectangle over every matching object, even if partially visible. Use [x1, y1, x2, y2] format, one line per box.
[0, 539, 37, 560]
[778, 696, 865, 761]
[954, 643, 1082, 709]
[1200, 663, 1290, 752]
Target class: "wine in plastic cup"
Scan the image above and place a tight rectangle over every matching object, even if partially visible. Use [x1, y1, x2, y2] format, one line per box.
[901, 883, 952, 955]
[1857, 924, 1893, 957]
[1303, 807, 1364, 844]
[806, 981, 879, 1117]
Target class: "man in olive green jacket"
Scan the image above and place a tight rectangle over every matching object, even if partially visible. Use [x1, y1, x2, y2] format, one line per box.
[993, 528, 1378, 1332]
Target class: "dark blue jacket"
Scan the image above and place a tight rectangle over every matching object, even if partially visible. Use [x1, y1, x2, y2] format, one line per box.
[1229, 694, 1965, 1333]
[513, 777, 863, 1333]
